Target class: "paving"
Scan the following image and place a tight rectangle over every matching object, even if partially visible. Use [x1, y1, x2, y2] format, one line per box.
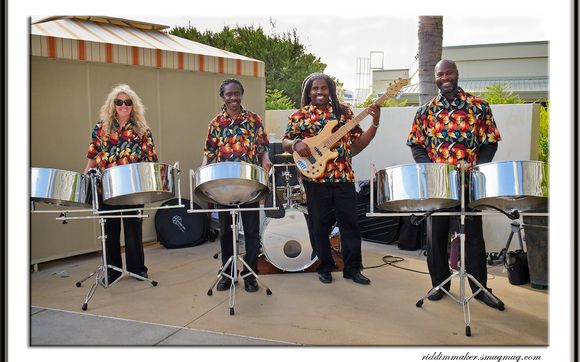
[30, 236, 548, 346]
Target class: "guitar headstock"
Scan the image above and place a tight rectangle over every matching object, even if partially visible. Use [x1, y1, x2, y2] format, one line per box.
[374, 78, 409, 105]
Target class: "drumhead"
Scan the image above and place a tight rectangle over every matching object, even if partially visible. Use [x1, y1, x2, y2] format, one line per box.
[261, 208, 317, 272]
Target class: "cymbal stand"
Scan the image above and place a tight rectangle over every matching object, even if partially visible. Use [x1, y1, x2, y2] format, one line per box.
[414, 162, 502, 337]
[205, 207, 273, 315]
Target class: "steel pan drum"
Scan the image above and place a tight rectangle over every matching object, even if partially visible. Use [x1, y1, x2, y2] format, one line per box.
[31, 167, 92, 207]
[194, 162, 269, 206]
[102, 162, 175, 205]
[376, 163, 460, 211]
[261, 208, 317, 272]
[469, 160, 548, 212]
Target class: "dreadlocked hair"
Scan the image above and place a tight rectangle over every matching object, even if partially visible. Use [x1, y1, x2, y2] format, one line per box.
[300, 73, 344, 120]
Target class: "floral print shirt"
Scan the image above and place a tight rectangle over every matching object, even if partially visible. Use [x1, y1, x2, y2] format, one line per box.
[284, 103, 363, 183]
[406, 88, 501, 166]
[204, 106, 270, 165]
[86, 119, 158, 171]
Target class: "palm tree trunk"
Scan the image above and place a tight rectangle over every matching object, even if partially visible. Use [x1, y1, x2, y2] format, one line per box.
[418, 16, 443, 105]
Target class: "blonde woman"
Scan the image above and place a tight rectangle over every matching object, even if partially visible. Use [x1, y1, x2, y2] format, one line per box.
[84, 84, 157, 283]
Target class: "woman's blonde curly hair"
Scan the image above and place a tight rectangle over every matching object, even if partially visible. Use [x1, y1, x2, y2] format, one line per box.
[99, 84, 149, 136]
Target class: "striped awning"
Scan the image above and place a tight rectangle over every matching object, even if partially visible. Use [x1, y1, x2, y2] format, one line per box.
[31, 16, 265, 78]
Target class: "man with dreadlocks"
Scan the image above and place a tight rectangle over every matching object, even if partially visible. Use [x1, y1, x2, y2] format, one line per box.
[282, 73, 381, 285]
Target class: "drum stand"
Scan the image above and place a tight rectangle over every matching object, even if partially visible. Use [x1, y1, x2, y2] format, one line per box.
[206, 208, 272, 315]
[70, 171, 161, 310]
[74, 212, 158, 311]
[414, 163, 503, 337]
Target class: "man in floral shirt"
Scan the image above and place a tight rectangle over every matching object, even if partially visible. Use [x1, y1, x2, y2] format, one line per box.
[406, 59, 504, 310]
[202, 79, 272, 293]
[283, 73, 381, 286]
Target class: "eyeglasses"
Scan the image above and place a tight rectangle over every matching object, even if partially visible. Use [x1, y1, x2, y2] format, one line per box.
[114, 99, 133, 107]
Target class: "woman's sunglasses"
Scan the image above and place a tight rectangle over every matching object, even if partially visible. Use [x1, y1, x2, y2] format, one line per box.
[114, 99, 133, 107]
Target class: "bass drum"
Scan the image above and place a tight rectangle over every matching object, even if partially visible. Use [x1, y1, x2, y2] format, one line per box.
[261, 208, 317, 272]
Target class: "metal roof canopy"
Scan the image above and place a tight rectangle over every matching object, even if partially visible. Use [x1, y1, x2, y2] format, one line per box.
[31, 16, 264, 77]
[398, 77, 548, 97]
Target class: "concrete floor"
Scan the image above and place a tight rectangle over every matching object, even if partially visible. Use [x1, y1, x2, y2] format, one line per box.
[30, 231, 548, 346]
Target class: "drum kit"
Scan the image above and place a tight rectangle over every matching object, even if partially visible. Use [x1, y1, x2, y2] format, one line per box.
[368, 160, 548, 336]
[31, 162, 184, 310]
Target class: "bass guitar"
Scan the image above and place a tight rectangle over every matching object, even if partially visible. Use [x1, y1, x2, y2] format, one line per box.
[293, 78, 409, 179]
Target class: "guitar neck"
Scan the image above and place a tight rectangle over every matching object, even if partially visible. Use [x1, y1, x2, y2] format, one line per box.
[324, 92, 390, 147]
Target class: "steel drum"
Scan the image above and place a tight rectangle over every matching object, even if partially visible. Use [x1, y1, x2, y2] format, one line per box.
[102, 162, 175, 205]
[31, 167, 92, 208]
[376, 163, 460, 211]
[469, 160, 548, 212]
[261, 208, 317, 272]
[194, 162, 269, 206]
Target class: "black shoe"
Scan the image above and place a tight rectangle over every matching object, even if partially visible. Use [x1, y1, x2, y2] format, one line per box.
[318, 272, 333, 284]
[427, 288, 447, 301]
[244, 278, 259, 293]
[475, 290, 505, 310]
[343, 271, 371, 285]
[216, 277, 232, 291]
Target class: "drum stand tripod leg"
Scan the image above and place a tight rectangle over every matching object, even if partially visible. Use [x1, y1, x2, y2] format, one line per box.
[238, 257, 273, 296]
[77, 216, 158, 311]
[76, 217, 110, 311]
[206, 210, 272, 315]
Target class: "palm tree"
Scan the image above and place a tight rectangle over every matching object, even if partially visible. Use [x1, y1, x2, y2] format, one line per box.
[417, 16, 443, 105]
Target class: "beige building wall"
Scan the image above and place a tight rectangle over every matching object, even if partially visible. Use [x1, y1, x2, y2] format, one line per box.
[371, 69, 409, 97]
[31, 56, 265, 264]
[409, 42, 548, 84]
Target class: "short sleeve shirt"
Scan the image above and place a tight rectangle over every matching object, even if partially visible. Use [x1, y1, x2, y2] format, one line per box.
[204, 107, 270, 165]
[283, 103, 363, 183]
[86, 119, 158, 171]
[406, 88, 501, 166]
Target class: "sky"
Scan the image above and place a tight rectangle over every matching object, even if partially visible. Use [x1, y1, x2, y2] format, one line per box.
[131, 15, 550, 92]
[8, 0, 576, 361]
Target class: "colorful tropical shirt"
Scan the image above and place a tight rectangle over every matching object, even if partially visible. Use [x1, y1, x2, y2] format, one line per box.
[406, 88, 501, 166]
[86, 119, 158, 171]
[204, 106, 270, 165]
[283, 103, 363, 183]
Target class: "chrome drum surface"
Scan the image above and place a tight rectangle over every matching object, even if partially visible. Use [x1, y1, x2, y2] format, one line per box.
[261, 208, 317, 272]
[31, 167, 92, 208]
[376, 163, 460, 211]
[194, 162, 269, 206]
[469, 160, 548, 212]
[102, 162, 175, 205]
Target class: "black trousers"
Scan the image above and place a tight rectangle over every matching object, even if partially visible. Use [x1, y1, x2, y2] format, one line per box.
[100, 201, 147, 277]
[218, 202, 260, 278]
[426, 211, 487, 293]
[303, 181, 362, 275]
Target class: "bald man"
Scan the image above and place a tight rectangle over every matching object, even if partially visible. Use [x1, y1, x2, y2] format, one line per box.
[406, 59, 505, 310]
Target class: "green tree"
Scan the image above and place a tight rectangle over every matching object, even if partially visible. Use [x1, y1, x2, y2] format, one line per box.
[265, 89, 295, 110]
[479, 83, 524, 104]
[355, 94, 408, 108]
[538, 102, 549, 163]
[170, 24, 328, 106]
